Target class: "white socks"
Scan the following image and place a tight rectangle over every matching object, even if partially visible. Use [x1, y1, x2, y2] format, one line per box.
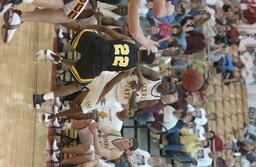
[43, 92, 54, 101]
[62, 123, 71, 130]
[23, 0, 33, 4]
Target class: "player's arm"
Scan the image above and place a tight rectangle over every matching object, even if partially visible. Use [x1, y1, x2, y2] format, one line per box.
[128, 90, 138, 112]
[98, 123, 121, 136]
[97, 69, 134, 104]
[81, 24, 131, 41]
[128, 0, 159, 53]
[61, 22, 131, 41]
[134, 64, 144, 90]
[136, 99, 159, 109]
[140, 66, 161, 81]
[153, 0, 169, 18]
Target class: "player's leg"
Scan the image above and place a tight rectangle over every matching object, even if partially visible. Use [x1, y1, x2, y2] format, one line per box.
[61, 155, 91, 165]
[33, 81, 83, 109]
[36, 48, 75, 65]
[58, 112, 97, 120]
[2, 0, 90, 43]
[55, 106, 82, 117]
[2, 8, 71, 43]
[71, 119, 93, 129]
[62, 144, 91, 154]
[21, 8, 71, 23]
[31, 0, 64, 9]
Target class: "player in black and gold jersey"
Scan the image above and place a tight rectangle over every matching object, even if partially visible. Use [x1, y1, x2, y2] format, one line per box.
[33, 23, 156, 109]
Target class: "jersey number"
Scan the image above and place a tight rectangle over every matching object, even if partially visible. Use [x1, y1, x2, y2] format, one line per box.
[112, 56, 129, 67]
[112, 44, 130, 67]
[114, 44, 130, 55]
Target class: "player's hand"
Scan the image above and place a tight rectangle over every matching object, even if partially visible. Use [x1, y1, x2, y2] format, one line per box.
[142, 37, 159, 55]
[96, 96, 106, 106]
[95, 11, 103, 20]
[89, 122, 98, 134]
[137, 79, 144, 91]
[130, 80, 139, 91]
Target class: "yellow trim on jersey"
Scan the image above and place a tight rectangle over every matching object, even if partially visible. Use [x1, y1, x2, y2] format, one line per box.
[72, 9, 79, 14]
[71, 29, 95, 49]
[78, 1, 85, 4]
[70, 65, 97, 83]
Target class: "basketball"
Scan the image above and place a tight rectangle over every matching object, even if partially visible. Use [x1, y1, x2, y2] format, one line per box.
[182, 69, 205, 91]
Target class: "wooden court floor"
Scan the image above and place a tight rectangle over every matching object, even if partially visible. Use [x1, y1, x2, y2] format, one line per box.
[0, 5, 54, 167]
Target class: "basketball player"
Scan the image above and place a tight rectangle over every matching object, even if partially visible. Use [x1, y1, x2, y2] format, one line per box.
[50, 68, 177, 121]
[45, 102, 132, 132]
[1, 0, 95, 42]
[33, 24, 156, 109]
[50, 119, 138, 166]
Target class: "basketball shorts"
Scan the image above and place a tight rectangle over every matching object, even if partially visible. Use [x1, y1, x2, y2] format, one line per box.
[62, 0, 89, 19]
[69, 29, 102, 86]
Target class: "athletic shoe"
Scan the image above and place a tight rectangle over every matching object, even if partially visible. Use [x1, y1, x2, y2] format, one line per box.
[51, 152, 60, 163]
[53, 105, 59, 115]
[52, 118, 63, 129]
[58, 29, 64, 39]
[33, 94, 45, 110]
[52, 139, 60, 154]
[45, 50, 62, 64]
[39, 113, 54, 122]
[2, 8, 22, 43]
[0, 0, 21, 16]
[54, 97, 62, 108]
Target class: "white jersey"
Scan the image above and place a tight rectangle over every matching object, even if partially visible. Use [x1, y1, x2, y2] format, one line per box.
[135, 79, 161, 102]
[109, 77, 161, 104]
[99, 135, 123, 152]
[81, 71, 118, 113]
[99, 103, 124, 132]
[81, 72, 161, 113]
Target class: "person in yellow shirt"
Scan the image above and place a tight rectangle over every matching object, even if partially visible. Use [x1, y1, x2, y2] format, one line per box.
[160, 129, 210, 153]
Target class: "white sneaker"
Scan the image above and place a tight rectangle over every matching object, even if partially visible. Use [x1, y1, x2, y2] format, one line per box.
[44, 113, 52, 122]
[38, 113, 53, 122]
[52, 118, 62, 128]
[51, 152, 59, 162]
[2, 9, 22, 43]
[53, 105, 59, 115]
[58, 29, 64, 39]
[45, 50, 62, 64]
[54, 97, 62, 108]
[0, 3, 12, 16]
[52, 139, 60, 155]
[52, 139, 59, 151]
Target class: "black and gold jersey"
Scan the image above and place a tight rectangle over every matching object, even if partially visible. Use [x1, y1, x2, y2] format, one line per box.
[103, 40, 139, 71]
[70, 29, 138, 85]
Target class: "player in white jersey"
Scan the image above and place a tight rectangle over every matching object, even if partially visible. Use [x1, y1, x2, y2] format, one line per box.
[81, 71, 162, 112]
[50, 119, 138, 166]
[82, 70, 176, 113]
[51, 67, 176, 120]
[98, 103, 125, 132]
